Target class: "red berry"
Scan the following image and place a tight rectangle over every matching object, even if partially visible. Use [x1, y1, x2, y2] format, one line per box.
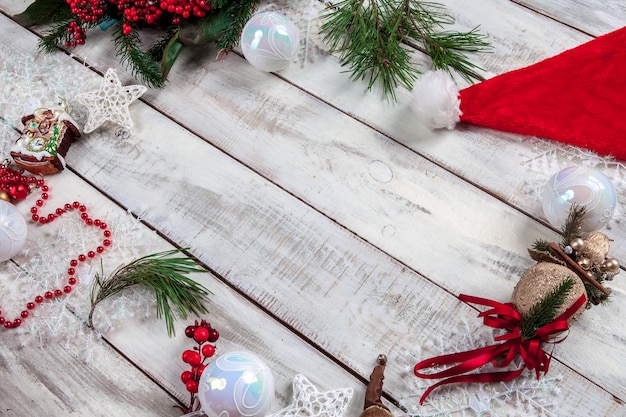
[185, 380, 199, 393]
[193, 326, 209, 343]
[184, 325, 196, 338]
[181, 349, 194, 363]
[197, 364, 206, 377]
[208, 328, 219, 342]
[180, 370, 193, 383]
[201, 344, 215, 358]
[187, 351, 202, 367]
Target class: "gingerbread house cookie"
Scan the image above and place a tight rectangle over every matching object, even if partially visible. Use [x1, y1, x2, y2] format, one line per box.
[11, 107, 81, 175]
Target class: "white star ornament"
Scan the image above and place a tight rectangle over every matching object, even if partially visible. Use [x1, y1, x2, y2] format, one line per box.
[76, 68, 147, 133]
[267, 374, 354, 417]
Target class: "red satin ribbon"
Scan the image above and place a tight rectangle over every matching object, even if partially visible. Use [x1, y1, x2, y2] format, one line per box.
[414, 293, 587, 404]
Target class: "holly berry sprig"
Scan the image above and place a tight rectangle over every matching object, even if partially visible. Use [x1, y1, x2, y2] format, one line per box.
[177, 319, 220, 414]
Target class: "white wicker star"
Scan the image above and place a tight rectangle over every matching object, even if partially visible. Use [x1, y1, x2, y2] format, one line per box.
[76, 68, 147, 133]
[267, 374, 354, 417]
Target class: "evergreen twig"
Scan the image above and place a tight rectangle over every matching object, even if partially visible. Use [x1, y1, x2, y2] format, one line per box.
[531, 238, 550, 253]
[214, 0, 258, 50]
[38, 20, 74, 53]
[147, 26, 180, 63]
[113, 21, 165, 88]
[89, 249, 211, 336]
[520, 278, 574, 340]
[320, 0, 490, 100]
[560, 204, 586, 248]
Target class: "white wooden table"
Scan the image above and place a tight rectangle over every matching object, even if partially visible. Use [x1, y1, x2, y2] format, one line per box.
[1, 1, 625, 416]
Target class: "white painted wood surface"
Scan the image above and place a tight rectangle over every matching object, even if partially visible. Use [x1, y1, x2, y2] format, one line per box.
[0, 1, 625, 416]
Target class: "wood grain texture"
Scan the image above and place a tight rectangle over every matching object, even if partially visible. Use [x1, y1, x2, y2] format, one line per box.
[0, 1, 625, 416]
[514, 0, 626, 36]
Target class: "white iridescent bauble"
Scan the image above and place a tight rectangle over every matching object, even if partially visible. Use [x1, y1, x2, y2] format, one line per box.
[198, 351, 274, 417]
[240, 12, 300, 72]
[542, 166, 616, 233]
[0, 200, 27, 262]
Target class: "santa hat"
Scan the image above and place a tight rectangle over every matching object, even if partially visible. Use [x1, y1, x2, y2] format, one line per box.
[411, 26, 626, 160]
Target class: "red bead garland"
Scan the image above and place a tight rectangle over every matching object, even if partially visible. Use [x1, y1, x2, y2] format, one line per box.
[0, 175, 112, 330]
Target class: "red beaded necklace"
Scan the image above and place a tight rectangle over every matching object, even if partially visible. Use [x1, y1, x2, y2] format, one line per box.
[0, 165, 112, 330]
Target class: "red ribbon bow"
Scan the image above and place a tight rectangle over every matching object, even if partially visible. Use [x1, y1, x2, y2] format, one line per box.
[414, 293, 587, 404]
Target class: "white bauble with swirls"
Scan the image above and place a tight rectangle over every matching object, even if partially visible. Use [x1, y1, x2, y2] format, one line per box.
[542, 166, 616, 233]
[0, 200, 27, 262]
[198, 351, 274, 417]
[240, 12, 300, 72]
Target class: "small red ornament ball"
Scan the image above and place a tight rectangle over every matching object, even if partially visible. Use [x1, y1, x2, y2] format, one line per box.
[185, 379, 199, 393]
[201, 343, 215, 358]
[208, 328, 219, 343]
[193, 326, 209, 343]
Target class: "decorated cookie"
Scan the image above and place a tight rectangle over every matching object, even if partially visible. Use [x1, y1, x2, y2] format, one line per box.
[11, 107, 81, 175]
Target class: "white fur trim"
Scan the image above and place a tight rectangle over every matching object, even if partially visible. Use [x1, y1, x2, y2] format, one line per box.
[410, 70, 461, 130]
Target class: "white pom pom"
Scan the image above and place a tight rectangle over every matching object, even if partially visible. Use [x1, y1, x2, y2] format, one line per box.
[410, 70, 461, 130]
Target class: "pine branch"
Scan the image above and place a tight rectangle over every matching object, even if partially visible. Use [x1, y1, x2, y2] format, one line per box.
[560, 204, 586, 248]
[520, 278, 574, 340]
[214, 0, 259, 50]
[38, 19, 74, 53]
[531, 239, 550, 253]
[113, 21, 165, 88]
[89, 249, 211, 336]
[320, 0, 490, 100]
[147, 26, 179, 63]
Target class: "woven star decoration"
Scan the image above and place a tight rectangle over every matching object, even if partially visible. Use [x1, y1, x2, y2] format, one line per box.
[76, 68, 147, 133]
[267, 374, 354, 417]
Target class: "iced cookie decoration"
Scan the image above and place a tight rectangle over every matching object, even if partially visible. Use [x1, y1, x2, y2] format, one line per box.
[11, 107, 81, 175]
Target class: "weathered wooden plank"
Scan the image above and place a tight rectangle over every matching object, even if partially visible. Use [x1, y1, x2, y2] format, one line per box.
[0, 289, 181, 416]
[0, 4, 620, 416]
[513, 0, 626, 36]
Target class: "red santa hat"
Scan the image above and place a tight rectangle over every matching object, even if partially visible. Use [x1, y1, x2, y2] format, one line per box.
[411, 26, 626, 160]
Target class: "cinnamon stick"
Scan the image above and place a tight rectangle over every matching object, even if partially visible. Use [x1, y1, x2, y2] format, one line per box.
[549, 242, 610, 296]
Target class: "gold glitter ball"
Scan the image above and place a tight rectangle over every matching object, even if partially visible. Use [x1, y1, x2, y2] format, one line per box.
[511, 262, 586, 321]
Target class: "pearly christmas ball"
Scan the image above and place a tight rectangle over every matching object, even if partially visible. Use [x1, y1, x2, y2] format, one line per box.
[0, 200, 28, 262]
[240, 11, 300, 72]
[542, 166, 616, 233]
[511, 262, 586, 321]
[198, 351, 274, 417]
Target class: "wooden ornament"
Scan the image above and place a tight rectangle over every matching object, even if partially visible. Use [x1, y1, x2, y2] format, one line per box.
[511, 262, 586, 321]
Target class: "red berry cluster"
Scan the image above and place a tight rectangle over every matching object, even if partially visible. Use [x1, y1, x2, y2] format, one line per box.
[0, 164, 38, 201]
[64, 0, 106, 46]
[159, 0, 211, 24]
[66, 0, 106, 22]
[180, 320, 219, 400]
[65, 21, 87, 47]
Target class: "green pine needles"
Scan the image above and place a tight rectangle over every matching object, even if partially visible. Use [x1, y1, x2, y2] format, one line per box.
[520, 277, 574, 340]
[89, 249, 211, 336]
[320, 0, 490, 100]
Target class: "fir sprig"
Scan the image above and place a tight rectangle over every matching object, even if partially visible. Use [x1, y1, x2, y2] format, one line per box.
[113, 21, 165, 88]
[520, 278, 574, 340]
[89, 249, 211, 336]
[560, 204, 586, 248]
[320, 0, 490, 100]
